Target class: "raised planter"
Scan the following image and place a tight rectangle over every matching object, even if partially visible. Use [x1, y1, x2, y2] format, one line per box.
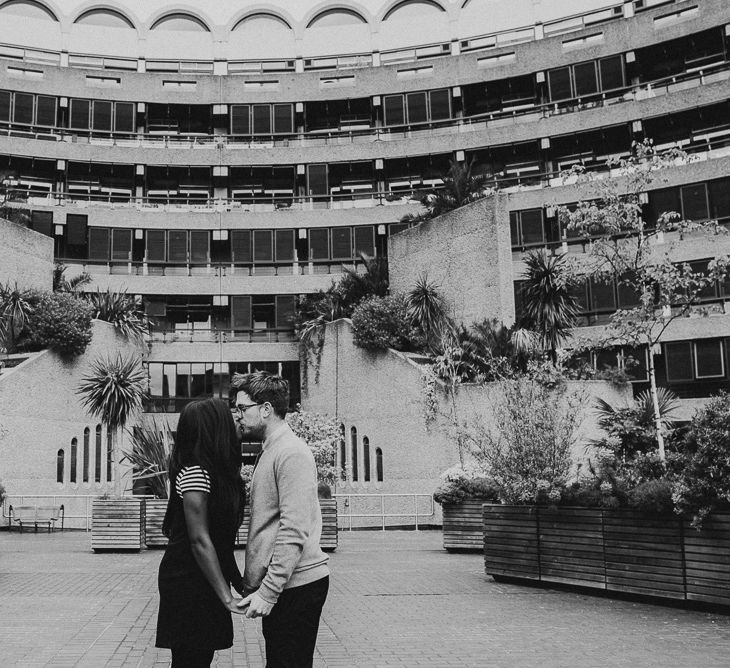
[235, 500, 338, 552]
[483, 505, 730, 607]
[91, 498, 144, 552]
[144, 499, 169, 548]
[442, 499, 490, 552]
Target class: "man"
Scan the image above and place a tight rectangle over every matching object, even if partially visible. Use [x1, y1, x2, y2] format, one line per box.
[233, 371, 329, 667]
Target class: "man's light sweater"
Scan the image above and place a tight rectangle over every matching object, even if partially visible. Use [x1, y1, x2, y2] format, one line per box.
[243, 422, 330, 604]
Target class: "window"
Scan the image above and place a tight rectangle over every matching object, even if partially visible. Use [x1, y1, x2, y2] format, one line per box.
[709, 177, 730, 223]
[70, 438, 78, 483]
[230, 104, 294, 135]
[70, 98, 134, 133]
[275, 296, 296, 330]
[589, 279, 616, 312]
[56, 449, 64, 484]
[309, 228, 329, 260]
[599, 56, 625, 91]
[30, 210, 53, 237]
[146, 230, 166, 262]
[510, 209, 545, 247]
[70, 99, 91, 129]
[665, 342, 694, 382]
[231, 230, 252, 264]
[694, 339, 725, 379]
[339, 424, 346, 480]
[107, 427, 113, 483]
[621, 347, 648, 381]
[35, 96, 56, 126]
[307, 164, 328, 197]
[0, 90, 10, 122]
[383, 89, 451, 126]
[350, 427, 358, 482]
[354, 226, 375, 257]
[548, 57, 624, 101]
[681, 183, 709, 221]
[384, 95, 405, 126]
[363, 437, 370, 482]
[331, 227, 352, 260]
[406, 92, 428, 124]
[573, 61, 598, 97]
[83, 427, 90, 483]
[111, 229, 132, 261]
[13, 92, 34, 125]
[275, 229, 294, 262]
[189, 230, 209, 264]
[429, 89, 451, 121]
[95, 425, 102, 483]
[253, 230, 273, 263]
[92, 100, 113, 132]
[375, 448, 383, 482]
[88, 227, 109, 261]
[548, 67, 572, 101]
[167, 230, 187, 263]
[231, 296, 252, 331]
[65, 214, 88, 260]
[646, 187, 681, 227]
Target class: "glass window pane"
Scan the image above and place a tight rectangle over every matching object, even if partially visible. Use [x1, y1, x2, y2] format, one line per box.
[273, 104, 293, 134]
[231, 230, 251, 263]
[92, 101, 113, 132]
[681, 183, 709, 221]
[30, 210, 53, 237]
[709, 177, 730, 222]
[111, 229, 131, 261]
[0, 91, 10, 122]
[189, 230, 209, 264]
[230, 105, 250, 134]
[510, 212, 519, 246]
[275, 229, 294, 262]
[429, 89, 450, 121]
[146, 229, 166, 262]
[573, 61, 598, 97]
[665, 341, 694, 382]
[590, 279, 616, 311]
[88, 227, 109, 260]
[309, 228, 329, 260]
[13, 92, 34, 124]
[331, 227, 352, 260]
[406, 92, 428, 124]
[548, 67, 572, 101]
[646, 187, 681, 226]
[252, 104, 271, 134]
[599, 55, 624, 91]
[231, 295, 251, 330]
[622, 346, 648, 381]
[307, 164, 328, 196]
[149, 363, 164, 396]
[70, 99, 90, 129]
[35, 96, 56, 126]
[114, 102, 135, 133]
[276, 295, 295, 329]
[253, 230, 273, 262]
[695, 339, 724, 378]
[384, 95, 404, 126]
[66, 214, 88, 246]
[354, 226, 375, 256]
[520, 209, 544, 245]
[167, 230, 187, 262]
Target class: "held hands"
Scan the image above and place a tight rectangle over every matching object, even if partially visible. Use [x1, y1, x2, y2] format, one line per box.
[225, 596, 247, 615]
[237, 591, 274, 619]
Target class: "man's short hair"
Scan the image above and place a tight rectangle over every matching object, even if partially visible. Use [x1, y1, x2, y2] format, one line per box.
[232, 371, 289, 419]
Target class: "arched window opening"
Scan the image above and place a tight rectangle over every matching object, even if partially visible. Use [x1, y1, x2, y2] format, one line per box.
[363, 437, 371, 482]
[151, 13, 209, 32]
[233, 12, 291, 32]
[75, 9, 135, 29]
[307, 9, 367, 28]
[106, 426, 113, 483]
[339, 423, 347, 480]
[0, 1, 57, 21]
[70, 438, 78, 483]
[350, 426, 358, 482]
[82, 427, 90, 483]
[376, 447, 384, 482]
[94, 425, 102, 483]
[56, 449, 64, 483]
[383, 0, 445, 22]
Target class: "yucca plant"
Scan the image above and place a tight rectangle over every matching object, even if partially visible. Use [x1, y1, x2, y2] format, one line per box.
[77, 354, 148, 495]
[0, 281, 33, 354]
[406, 276, 456, 354]
[122, 418, 173, 499]
[86, 288, 149, 342]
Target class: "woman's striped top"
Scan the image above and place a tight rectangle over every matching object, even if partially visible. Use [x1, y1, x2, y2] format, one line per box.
[175, 466, 211, 498]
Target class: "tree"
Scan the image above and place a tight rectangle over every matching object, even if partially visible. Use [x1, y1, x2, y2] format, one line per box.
[559, 140, 730, 460]
[76, 354, 148, 495]
[53, 262, 91, 294]
[518, 249, 579, 362]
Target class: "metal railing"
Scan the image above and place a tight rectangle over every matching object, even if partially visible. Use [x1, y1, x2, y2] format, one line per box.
[332, 493, 435, 531]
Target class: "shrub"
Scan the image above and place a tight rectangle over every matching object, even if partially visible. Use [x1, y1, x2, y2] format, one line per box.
[286, 407, 339, 487]
[0, 479, 6, 508]
[673, 392, 730, 528]
[628, 479, 674, 515]
[351, 294, 416, 351]
[22, 292, 93, 357]
[433, 464, 500, 505]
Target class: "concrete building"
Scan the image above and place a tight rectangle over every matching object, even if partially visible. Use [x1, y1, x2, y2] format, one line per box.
[0, 0, 729, 501]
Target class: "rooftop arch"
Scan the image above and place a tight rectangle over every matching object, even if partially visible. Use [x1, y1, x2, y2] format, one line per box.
[150, 11, 210, 32]
[307, 7, 368, 29]
[74, 7, 136, 29]
[0, 0, 57, 21]
[382, 0, 446, 22]
[232, 11, 293, 32]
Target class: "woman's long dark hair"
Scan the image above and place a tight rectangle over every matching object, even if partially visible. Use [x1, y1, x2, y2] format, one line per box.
[162, 398, 245, 538]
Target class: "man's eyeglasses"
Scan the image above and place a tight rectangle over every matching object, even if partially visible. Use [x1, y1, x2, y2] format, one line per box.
[235, 403, 261, 415]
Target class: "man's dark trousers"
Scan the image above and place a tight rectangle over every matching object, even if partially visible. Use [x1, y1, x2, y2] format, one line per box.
[262, 576, 329, 668]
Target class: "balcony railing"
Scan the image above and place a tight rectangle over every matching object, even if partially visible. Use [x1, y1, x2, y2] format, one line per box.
[148, 328, 297, 344]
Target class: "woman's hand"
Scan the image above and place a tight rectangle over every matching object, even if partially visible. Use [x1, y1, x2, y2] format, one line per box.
[225, 596, 247, 615]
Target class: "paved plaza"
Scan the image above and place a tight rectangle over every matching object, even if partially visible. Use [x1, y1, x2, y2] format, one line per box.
[1, 529, 730, 667]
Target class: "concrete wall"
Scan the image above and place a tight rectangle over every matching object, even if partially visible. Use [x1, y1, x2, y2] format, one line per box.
[0, 217, 53, 292]
[0, 321, 145, 527]
[302, 319, 631, 527]
[389, 194, 515, 327]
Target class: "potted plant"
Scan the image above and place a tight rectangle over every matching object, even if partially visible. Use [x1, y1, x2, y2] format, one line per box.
[121, 417, 173, 548]
[433, 464, 499, 552]
[77, 353, 147, 552]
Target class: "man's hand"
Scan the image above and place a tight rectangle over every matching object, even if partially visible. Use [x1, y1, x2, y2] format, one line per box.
[237, 591, 275, 618]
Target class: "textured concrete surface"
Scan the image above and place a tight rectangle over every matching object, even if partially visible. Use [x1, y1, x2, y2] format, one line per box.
[1, 529, 729, 667]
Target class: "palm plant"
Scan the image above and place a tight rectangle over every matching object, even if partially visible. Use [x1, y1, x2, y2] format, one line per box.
[518, 249, 579, 362]
[338, 253, 389, 313]
[53, 262, 92, 294]
[76, 353, 148, 495]
[86, 288, 149, 342]
[406, 276, 455, 354]
[0, 282, 33, 354]
[122, 418, 174, 499]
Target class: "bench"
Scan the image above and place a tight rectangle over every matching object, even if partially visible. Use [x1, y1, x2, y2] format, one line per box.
[8, 504, 64, 533]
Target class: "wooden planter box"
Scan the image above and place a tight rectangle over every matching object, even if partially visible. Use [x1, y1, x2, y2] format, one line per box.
[91, 498, 144, 552]
[144, 499, 169, 548]
[483, 505, 730, 607]
[442, 499, 490, 552]
[235, 500, 338, 552]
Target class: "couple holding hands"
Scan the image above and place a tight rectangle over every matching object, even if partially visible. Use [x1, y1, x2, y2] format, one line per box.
[155, 371, 330, 667]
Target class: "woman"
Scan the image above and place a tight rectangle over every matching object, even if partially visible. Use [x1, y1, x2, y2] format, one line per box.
[156, 398, 246, 667]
